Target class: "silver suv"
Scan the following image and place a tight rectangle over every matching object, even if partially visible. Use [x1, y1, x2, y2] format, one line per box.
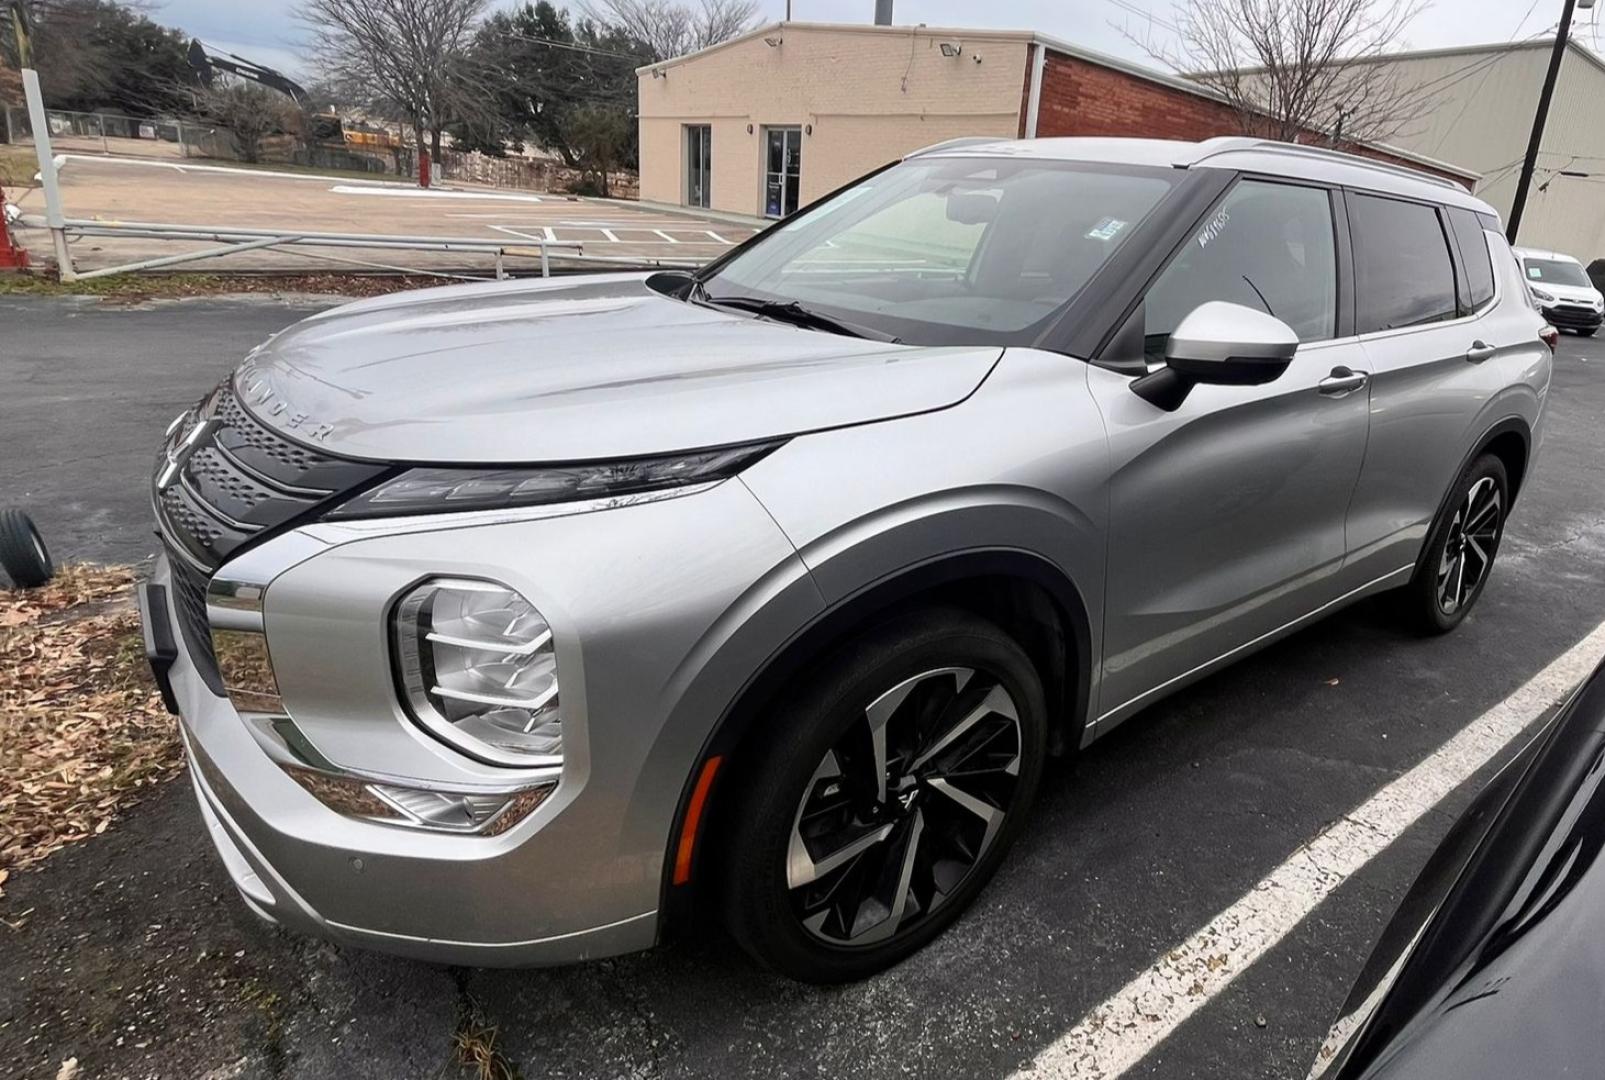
[142, 136, 1552, 983]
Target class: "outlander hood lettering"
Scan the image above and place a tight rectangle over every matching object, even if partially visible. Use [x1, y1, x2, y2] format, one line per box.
[236, 359, 335, 443]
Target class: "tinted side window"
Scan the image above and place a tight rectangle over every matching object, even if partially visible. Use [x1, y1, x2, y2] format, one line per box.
[1350, 194, 1459, 333]
[1143, 180, 1337, 359]
[1446, 206, 1495, 310]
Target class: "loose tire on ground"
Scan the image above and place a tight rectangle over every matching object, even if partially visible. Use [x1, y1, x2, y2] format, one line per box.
[0, 510, 54, 589]
[720, 606, 1048, 982]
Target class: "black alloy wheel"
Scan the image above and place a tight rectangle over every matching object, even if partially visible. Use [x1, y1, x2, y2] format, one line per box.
[721, 609, 1047, 982]
[1435, 473, 1502, 618]
[1400, 453, 1508, 634]
[786, 666, 1023, 946]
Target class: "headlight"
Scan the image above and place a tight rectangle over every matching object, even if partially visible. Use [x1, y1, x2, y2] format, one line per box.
[392, 578, 562, 768]
[328, 441, 784, 520]
[1530, 287, 1556, 304]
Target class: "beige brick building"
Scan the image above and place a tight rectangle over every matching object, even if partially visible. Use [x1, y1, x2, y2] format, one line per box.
[635, 21, 1475, 222]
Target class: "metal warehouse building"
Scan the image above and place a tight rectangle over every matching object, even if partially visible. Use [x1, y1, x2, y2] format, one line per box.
[635, 21, 1473, 221]
[1319, 38, 1605, 262]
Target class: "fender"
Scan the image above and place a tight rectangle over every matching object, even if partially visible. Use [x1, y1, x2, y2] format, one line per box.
[1410, 414, 1532, 583]
[649, 544, 1096, 934]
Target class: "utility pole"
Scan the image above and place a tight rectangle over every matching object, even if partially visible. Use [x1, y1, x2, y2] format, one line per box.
[1507, 0, 1596, 243]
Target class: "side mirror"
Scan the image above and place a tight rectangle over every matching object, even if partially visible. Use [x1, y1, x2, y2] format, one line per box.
[1131, 301, 1299, 411]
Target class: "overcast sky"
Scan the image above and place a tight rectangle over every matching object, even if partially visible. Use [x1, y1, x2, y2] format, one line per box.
[153, 0, 1601, 82]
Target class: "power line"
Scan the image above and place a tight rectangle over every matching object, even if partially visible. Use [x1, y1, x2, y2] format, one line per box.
[499, 29, 647, 64]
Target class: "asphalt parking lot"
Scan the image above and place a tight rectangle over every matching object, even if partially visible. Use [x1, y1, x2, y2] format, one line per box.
[2, 292, 1604, 1080]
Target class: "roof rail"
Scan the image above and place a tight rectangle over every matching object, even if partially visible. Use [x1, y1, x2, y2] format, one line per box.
[904, 136, 1003, 160]
[1186, 137, 1466, 191]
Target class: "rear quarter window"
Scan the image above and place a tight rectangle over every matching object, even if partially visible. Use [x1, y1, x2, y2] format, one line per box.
[1349, 193, 1460, 333]
[1446, 207, 1496, 311]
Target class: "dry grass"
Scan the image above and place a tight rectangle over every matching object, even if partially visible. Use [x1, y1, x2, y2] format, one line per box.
[453, 1004, 520, 1080]
[0, 143, 36, 188]
[0, 565, 183, 876]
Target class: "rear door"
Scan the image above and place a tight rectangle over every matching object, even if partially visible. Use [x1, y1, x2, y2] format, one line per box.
[1344, 195, 1515, 584]
[1088, 177, 1373, 722]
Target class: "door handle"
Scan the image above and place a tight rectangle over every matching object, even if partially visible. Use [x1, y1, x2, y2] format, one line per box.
[1318, 366, 1368, 397]
[1465, 340, 1497, 363]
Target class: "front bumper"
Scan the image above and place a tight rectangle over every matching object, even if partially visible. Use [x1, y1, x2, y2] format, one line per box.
[150, 556, 658, 965]
[1540, 303, 1603, 331]
[143, 477, 822, 966]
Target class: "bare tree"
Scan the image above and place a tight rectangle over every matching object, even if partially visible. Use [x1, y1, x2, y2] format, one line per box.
[298, 0, 491, 180]
[1123, 0, 1429, 146]
[580, 0, 757, 62]
[192, 80, 298, 163]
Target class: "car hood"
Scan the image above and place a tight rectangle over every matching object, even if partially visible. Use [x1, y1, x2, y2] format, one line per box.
[1533, 281, 1602, 304]
[235, 273, 1002, 463]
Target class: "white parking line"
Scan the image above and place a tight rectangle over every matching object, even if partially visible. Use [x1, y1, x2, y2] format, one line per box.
[329, 185, 545, 202]
[1013, 617, 1605, 1080]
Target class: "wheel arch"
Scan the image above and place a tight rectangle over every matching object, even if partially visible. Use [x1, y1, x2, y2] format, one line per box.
[656, 548, 1093, 932]
[1411, 415, 1531, 583]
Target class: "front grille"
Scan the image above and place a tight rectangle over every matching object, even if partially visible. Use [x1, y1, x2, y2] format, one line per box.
[153, 379, 389, 689]
[168, 552, 222, 691]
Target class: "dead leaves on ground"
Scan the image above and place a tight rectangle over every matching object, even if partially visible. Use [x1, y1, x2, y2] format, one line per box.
[1, 565, 183, 874]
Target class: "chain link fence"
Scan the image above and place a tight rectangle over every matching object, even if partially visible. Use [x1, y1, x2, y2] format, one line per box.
[1, 107, 638, 196]
[1, 105, 233, 159]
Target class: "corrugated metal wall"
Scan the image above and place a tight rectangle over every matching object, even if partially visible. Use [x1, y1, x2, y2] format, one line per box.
[1371, 42, 1605, 261]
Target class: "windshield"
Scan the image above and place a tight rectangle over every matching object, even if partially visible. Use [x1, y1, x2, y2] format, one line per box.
[1524, 257, 1591, 289]
[700, 157, 1177, 346]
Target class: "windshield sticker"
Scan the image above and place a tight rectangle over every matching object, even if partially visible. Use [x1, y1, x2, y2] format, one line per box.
[1527, 266, 1543, 279]
[1085, 217, 1128, 242]
[1197, 208, 1230, 249]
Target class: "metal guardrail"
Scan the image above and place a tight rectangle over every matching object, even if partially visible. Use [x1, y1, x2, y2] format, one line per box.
[11, 69, 701, 283]
[16, 214, 590, 281]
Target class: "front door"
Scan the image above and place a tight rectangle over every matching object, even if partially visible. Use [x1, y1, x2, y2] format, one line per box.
[1089, 178, 1372, 724]
[685, 125, 711, 209]
[764, 127, 802, 218]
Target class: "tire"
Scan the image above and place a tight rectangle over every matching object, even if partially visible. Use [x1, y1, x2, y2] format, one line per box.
[1397, 454, 1508, 635]
[720, 607, 1048, 982]
[1580, 328, 1597, 338]
[0, 510, 54, 589]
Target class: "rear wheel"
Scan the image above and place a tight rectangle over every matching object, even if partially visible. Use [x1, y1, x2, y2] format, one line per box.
[1398, 454, 1507, 634]
[721, 608, 1047, 982]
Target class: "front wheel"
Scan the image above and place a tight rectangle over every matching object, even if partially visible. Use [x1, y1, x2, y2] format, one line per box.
[720, 608, 1047, 982]
[1397, 454, 1508, 635]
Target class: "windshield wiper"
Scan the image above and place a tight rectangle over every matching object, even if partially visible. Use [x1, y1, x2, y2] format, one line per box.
[701, 293, 901, 343]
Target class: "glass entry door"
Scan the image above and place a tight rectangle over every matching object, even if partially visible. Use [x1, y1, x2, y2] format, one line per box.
[763, 127, 802, 218]
[685, 125, 711, 208]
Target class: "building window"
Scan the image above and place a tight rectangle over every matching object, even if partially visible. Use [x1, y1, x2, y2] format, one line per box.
[762, 126, 802, 218]
[685, 125, 711, 209]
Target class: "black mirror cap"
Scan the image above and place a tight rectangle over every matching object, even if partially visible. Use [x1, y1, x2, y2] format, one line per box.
[1131, 353, 1293, 411]
[1168, 351, 1294, 386]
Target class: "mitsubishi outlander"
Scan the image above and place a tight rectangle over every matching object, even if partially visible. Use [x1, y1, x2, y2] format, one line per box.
[141, 136, 1553, 982]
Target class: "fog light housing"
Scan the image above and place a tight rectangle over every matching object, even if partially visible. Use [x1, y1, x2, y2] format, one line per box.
[392, 578, 563, 768]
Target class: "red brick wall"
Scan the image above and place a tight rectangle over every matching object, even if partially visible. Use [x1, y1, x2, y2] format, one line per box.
[1033, 51, 1470, 186]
